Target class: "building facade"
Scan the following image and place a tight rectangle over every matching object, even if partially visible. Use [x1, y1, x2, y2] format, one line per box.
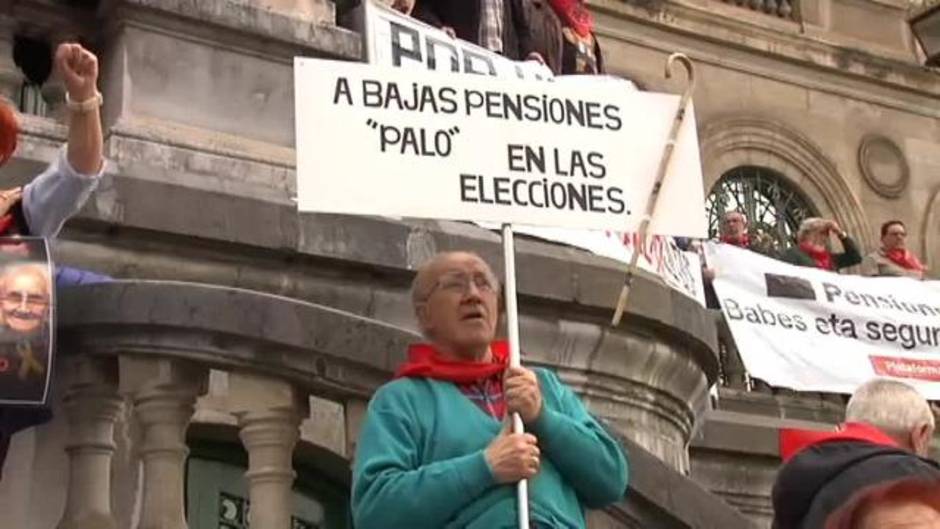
[0, 0, 937, 528]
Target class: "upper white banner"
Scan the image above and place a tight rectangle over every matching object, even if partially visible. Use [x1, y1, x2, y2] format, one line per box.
[294, 58, 707, 236]
[707, 242, 940, 398]
[357, 0, 554, 80]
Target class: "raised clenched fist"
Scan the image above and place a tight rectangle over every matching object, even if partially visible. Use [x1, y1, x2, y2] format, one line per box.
[55, 43, 99, 103]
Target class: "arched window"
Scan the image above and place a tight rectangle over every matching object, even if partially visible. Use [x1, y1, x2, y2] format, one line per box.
[705, 166, 819, 252]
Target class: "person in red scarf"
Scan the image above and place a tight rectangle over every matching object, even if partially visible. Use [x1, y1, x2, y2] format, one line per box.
[861, 220, 927, 280]
[703, 211, 775, 308]
[352, 251, 628, 529]
[781, 217, 861, 271]
[773, 379, 938, 529]
[529, 0, 604, 75]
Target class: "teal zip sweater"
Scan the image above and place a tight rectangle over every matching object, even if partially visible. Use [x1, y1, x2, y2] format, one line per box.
[352, 368, 629, 529]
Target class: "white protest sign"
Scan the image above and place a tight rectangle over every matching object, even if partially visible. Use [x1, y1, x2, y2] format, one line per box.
[356, 1, 554, 80]
[350, 1, 705, 301]
[294, 58, 707, 236]
[707, 242, 940, 398]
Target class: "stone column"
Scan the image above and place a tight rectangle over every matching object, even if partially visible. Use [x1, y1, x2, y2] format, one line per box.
[230, 373, 307, 529]
[120, 357, 207, 529]
[0, 17, 23, 104]
[57, 357, 123, 529]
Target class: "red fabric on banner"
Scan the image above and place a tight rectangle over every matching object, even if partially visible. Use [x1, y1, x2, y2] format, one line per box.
[870, 356, 940, 382]
[779, 422, 901, 462]
[395, 341, 509, 384]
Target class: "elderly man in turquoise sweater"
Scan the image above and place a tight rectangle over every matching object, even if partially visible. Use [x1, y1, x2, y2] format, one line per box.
[352, 251, 629, 529]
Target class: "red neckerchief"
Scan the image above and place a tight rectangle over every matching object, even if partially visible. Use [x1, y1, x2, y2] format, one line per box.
[720, 233, 750, 248]
[799, 242, 833, 270]
[547, 0, 594, 37]
[0, 214, 14, 236]
[395, 341, 508, 384]
[779, 422, 901, 462]
[885, 248, 926, 272]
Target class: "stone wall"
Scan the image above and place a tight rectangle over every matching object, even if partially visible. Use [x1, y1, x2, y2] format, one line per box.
[0, 0, 937, 527]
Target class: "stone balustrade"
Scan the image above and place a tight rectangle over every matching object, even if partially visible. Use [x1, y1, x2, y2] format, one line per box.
[721, 0, 796, 20]
[35, 275, 732, 529]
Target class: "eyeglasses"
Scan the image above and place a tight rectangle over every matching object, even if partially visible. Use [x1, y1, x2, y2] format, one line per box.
[425, 271, 497, 298]
[2, 292, 48, 309]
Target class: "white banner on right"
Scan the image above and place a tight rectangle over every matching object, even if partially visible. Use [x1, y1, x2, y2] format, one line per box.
[706, 242, 940, 399]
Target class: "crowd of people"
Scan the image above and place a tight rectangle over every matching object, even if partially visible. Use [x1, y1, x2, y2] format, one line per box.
[703, 211, 929, 312]
[711, 210, 928, 279]
[348, 249, 940, 529]
[0, 15, 936, 529]
[386, 0, 604, 75]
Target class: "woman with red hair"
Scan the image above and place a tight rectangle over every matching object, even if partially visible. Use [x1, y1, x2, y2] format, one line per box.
[826, 479, 940, 529]
[0, 102, 17, 168]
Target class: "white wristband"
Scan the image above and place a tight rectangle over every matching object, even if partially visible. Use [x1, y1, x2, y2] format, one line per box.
[65, 91, 103, 114]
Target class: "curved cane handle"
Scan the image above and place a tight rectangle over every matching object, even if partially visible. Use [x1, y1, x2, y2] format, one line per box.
[665, 53, 696, 100]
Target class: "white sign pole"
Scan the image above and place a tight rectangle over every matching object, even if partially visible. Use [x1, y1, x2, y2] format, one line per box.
[501, 222, 530, 529]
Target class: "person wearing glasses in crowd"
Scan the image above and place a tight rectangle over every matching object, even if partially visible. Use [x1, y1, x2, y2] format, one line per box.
[352, 251, 628, 529]
[862, 220, 927, 280]
[701, 211, 775, 308]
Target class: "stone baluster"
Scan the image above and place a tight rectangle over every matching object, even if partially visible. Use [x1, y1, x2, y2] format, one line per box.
[57, 357, 123, 529]
[230, 373, 308, 529]
[764, 0, 779, 15]
[120, 357, 207, 529]
[778, 0, 794, 19]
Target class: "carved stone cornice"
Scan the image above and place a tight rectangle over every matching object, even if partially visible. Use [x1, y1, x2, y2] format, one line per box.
[591, 0, 940, 118]
[700, 116, 874, 251]
[857, 134, 910, 198]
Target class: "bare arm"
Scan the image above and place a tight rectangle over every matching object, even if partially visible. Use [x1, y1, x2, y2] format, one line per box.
[57, 43, 103, 175]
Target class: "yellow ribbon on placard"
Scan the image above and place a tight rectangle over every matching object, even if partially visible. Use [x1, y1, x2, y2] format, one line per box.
[16, 341, 44, 379]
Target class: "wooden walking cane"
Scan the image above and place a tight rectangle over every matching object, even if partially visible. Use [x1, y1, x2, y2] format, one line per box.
[611, 53, 697, 326]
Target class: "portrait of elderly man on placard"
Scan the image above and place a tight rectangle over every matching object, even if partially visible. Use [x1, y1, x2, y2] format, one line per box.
[0, 261, 53, 404]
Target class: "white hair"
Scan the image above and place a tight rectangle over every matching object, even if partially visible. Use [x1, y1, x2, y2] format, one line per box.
[0, 262, 50, 296]
[845, 379, 936, 439]
[722, 211, 747, 223]
[797, 217, 828, 242]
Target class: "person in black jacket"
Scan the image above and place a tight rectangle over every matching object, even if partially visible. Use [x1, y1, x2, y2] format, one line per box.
[412, 0, 543, 62]
[772, 379, 939, 529]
